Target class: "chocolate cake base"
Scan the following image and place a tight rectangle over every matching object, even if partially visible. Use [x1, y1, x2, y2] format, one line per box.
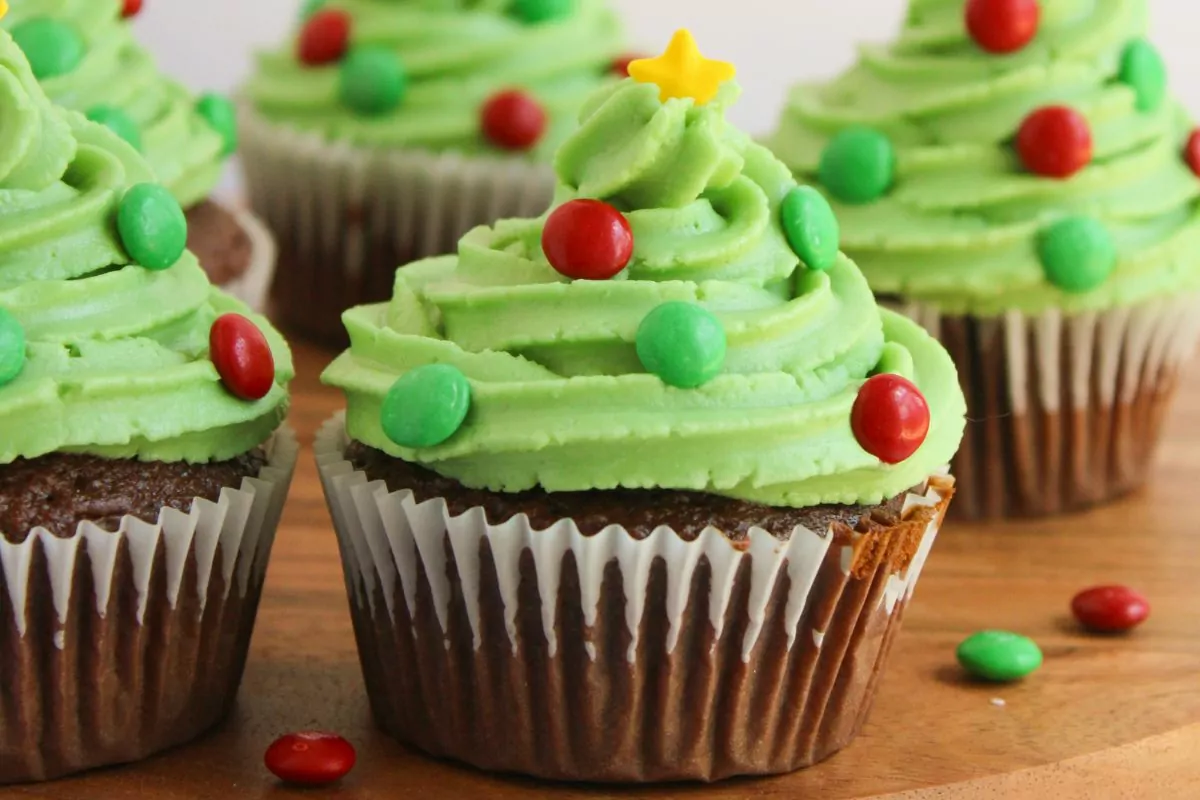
[186, 199, 254, 288]
[0, 441, 295, 784]
[321, 428, 954, 783]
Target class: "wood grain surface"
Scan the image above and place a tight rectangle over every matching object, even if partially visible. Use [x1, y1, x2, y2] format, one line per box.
[6, 340, 1200, 800]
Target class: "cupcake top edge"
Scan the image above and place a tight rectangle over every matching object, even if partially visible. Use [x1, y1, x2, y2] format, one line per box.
[2, 0, 235, 209]
[322, 29, 968, 510]
[0, 27, 292, 466]
[767, 0, 1200, 318]
[244, 0, 627, 162]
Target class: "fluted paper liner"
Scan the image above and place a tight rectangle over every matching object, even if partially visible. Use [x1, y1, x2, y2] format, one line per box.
[239, 106, 555, 344]
[891, 295, 1200, 519]
[0, 429, 298, 784]
[316, 416, 953, 782]
[221, 205, 276, 313]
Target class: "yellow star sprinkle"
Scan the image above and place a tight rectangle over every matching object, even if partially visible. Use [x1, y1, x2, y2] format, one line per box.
[0, 1, 8, 21]
[628, 29, 735, 106]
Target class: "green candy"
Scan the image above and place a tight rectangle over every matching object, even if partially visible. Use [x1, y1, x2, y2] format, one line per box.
[0, 307, 26, 387]
[636, 302, 727, 389]
[196, 93, 239, 156]
[11, 18, 85, 80]
[1038, 216, 1116, 294]
[1120, 39, 1167, 113]
[86, 105, 142, 151]
[117, 183, 189, 271]
[339, 47, 407, 116]
[781, 185, 840, 271]
[957, 631, 1043, 682]
[381, 364, 472, 449]
[819, 126, 895, 205]
[511, 0, 575, 24]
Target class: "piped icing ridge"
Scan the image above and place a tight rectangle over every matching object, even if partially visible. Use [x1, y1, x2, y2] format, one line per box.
[0, 30, 291, 464]
[246, 0, 625, 161]
[766, 0, 1200, 317]
[323, 32, 966, 508]
[3, 0, 233, 208]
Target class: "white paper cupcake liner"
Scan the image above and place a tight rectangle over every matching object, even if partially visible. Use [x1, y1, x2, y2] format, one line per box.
[238, 106, 555, 343]
[889, 294, 1200, 518]
[0, 428, 298, 783]
[315, 415, 953, 782]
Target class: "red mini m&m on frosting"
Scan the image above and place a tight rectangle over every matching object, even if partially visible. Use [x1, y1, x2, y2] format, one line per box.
[851, 374, 930, 465]
[1016, 106, 1092, 179]
[481, 90, 547, 151]
[298, 9, 351, 66]
[210, 314, 275, 401]
[965, 0, 1040, 54]
[122, 0, 144, 18]
[542, 199, 634, 281]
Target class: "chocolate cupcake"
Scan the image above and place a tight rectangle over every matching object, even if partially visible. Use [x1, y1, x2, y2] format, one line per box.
[317, 30, 965, 782]
[240, 0, 626, 344]
[0, 24, 295, 784]
[766, 0, 1200, 518]
[2, 0, 276, 310]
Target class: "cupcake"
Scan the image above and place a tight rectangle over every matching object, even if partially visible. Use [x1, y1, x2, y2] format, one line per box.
[0, 24, 295, 783]
[241, 0, 625, 344]
[317, 30, 965, 782]
[766, 0, 1200, 519]
[2, 0, 275, 310]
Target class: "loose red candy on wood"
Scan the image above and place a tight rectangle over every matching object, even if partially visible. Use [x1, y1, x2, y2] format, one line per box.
[1016, 106, 1093, 179]
[1185, 130, 1200, 177]
[481, 90, 547, 151]
[265, 732, 356, 786]
[851, 374, 930, 465]
[297, 9, 351, 66]
[1071, 585, 1149, 633]
[542, 199, 634, 280]
[965, 0, 1040, 54]
[210, 313, 275, 401]
[122, 0, 144, 18]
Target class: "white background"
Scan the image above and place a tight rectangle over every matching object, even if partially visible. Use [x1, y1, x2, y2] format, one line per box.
[131, 0, 1200, 196]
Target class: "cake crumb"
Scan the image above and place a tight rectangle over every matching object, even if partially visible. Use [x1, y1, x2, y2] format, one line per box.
[990, 698, 1006, 708]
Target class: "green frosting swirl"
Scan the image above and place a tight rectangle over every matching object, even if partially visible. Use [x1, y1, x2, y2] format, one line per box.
[324, 79, 966, 507]
[246, 0, 624, 161]
[2, 0, 229, 208]
[0, 31, 292, 464]
[766, 0, 1200, 317]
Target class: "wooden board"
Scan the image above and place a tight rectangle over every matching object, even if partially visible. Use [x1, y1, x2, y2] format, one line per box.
[8, 341, 1200, 799]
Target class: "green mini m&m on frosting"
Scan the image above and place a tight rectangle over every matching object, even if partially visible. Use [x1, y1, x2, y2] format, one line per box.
[117, 183, 189, 271]
[339, 47, 407, 116]
[86, 105, 142, 151]
[511, 0, 575, 24]
[0, 307, 26, 387]
[636, 302, 727, 389]
[819, 126, 896, 205]
[1038, 216, 1117, 294]
[196, 93, 239, 156]
[11, 17, 84, 79]
[381, 364, 472, 449]
[1119, 39, 1167, 113]
[781, 186, 840, 272]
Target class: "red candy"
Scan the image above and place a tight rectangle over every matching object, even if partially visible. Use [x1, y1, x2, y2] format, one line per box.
[481, 90, 547, 151]
[1072, 585, 1150, 633]
[1185, 130, 1200, 177]
[542, 199, 634, 281]
[965, 0, 1040, 54]
[297, 9, 351, 66]
[612, 53, 642, 77]
[122, 0, 144, 18]
[265, 732, 356, 786]
[1016, 106, 1093, 179]
[210, 313, 275, 401]
[851, 374, 930, 465]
